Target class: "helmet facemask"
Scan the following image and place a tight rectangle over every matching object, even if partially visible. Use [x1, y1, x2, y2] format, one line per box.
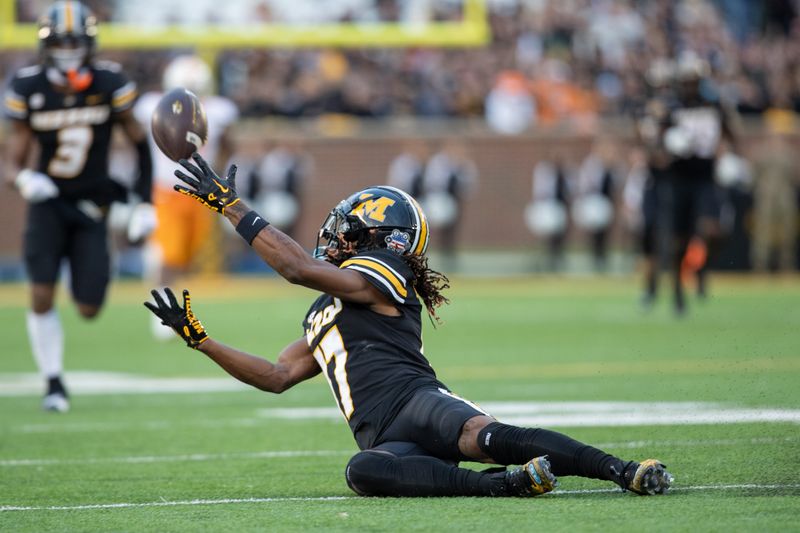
[46, 39, 90, 73]
[313, 199, 368, 263]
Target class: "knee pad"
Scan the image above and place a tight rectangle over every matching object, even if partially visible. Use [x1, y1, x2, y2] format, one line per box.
[345, 451, 392, 496]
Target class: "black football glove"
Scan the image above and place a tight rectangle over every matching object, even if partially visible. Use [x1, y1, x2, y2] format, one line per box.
[144, 288, 209, 348]
[174, 152, 240, 214]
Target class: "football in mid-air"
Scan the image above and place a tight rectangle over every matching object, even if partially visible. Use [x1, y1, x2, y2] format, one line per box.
[151, 88, 208, 162]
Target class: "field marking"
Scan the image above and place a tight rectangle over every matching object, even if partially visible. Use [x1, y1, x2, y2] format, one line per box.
[8, 401, 800, 436]
[255, 402, 800, 427]
[556, 483, 800, 495]
[0, 450, 351, 467]
[2, 483, 799, 512]
[0, 372, 248, 396]
[2, 436, 796, 468]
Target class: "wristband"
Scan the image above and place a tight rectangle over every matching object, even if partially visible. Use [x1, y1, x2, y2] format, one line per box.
[235, 210, 269, 244]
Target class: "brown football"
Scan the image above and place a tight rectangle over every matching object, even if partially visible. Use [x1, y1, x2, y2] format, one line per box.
[151, 88, 208, 162]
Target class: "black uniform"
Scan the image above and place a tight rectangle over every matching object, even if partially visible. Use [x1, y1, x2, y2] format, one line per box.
[303, 249, 485, 458]
[666, 95, 728, 237]
[4, 62, 138, 305]
[635, 98, 673, 255]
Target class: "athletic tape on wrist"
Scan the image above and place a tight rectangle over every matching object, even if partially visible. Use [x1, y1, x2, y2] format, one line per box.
[235, 210, 269, 244]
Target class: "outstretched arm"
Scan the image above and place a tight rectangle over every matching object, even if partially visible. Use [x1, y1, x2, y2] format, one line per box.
[223, 200, 382, 302]
[173, 154, 390, 308]
[143, 288, 319, 393]
[199, 337, 320, 393]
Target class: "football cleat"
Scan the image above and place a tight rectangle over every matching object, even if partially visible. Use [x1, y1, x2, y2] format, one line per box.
[505, 456, 558, 497]
[42, 392, 70, 413]
[619, 459, 673, 495]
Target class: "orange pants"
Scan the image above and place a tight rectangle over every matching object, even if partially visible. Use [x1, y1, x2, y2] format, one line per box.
[151, 186, 214, 269]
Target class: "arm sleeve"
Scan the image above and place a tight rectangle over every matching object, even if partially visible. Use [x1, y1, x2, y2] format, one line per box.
[339, 250, 416, 305]
[3, 78, 28, 121]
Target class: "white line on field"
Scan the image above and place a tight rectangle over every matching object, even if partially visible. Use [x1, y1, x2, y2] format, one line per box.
[556, 483, 800, 495]
[0, 450, 352, 467]
[2, 484, 799, 512]
[2, 436, 795, 468]
[10, 402, 800, 435]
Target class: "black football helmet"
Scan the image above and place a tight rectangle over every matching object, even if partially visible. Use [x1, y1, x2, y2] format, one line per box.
[314, 186, 429, 261]
[38, 1, 97, 85]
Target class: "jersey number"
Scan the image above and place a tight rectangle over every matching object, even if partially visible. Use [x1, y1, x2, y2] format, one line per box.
[313, 325, 354, 419]
[48, 126, 93, 178]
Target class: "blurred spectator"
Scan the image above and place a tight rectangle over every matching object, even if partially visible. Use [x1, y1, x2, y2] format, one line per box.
[387, 141, 429, 198]
[420, 141, 478, 269]
[526, 151, 573, 271]
[572, 139, 622, 271]
[485, 71, 536, 134]
[750, 109, 800, 272]
[247, 141, 313, 239]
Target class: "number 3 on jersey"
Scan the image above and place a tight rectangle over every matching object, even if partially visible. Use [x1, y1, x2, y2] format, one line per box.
[312, 325, 354, 419]
[48, 126, 93, 178]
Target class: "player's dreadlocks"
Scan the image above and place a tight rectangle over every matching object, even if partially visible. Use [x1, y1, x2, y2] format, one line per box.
[403, 253, 450, 323]
[328, 229, 450, 322]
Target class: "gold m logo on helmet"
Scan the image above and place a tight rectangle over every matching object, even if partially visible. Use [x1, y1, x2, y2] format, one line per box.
[353, 196, 395, 223]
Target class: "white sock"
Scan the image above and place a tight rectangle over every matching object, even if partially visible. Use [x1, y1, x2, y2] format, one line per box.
[26, 309, 64, 379]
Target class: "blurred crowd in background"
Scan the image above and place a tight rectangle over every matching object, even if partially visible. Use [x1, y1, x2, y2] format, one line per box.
[3, 0, 800, 123]
[2, 0, 799, 288]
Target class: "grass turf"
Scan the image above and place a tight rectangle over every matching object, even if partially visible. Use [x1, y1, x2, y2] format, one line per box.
[1, 276, 798, 531]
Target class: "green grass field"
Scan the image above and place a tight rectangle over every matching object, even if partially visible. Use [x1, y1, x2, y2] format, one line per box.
[1, 275, 799, 531]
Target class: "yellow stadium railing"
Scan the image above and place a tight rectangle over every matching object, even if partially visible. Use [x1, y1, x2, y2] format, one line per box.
[0, 0, 489, 49]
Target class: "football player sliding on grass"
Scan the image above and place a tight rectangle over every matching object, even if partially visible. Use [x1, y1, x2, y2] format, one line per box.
[145, 152, 673, 497]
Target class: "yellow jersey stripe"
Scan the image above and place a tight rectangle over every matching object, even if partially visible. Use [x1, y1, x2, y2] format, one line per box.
[4, 96, 26, 112]
[112, 89, 137, 109]
[341, 258, 407, 298]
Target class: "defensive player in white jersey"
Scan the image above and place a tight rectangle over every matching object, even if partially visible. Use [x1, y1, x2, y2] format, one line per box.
[133, 55, 239, 338]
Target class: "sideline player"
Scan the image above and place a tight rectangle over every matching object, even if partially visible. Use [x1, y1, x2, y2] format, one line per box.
[3, 1, 155, 412]
[145, 153, 673, 497]
[133, 55, 238, 339]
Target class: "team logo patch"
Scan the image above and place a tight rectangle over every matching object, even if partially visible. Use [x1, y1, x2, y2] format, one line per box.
[385, 229, 410, 254]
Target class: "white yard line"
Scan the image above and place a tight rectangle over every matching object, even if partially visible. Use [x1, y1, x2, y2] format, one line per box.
[0, 450, 351, 467]
[0, 372, 249, 396]
[2, 436, 796, 468]
[2, 484, 799, 512]
[256, 404, 800, 426]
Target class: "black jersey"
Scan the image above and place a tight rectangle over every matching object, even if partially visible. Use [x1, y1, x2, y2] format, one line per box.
[3, 62, 137, 205]
[667, 96, 729, 181]
[303, 249, 443, 443]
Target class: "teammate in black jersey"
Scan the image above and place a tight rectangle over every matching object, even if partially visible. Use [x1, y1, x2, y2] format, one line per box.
[630, 65, 676, 308]
[145, 152, 673, 497]
[662, 55, 738, 314]
[3, 2, 154, 412]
